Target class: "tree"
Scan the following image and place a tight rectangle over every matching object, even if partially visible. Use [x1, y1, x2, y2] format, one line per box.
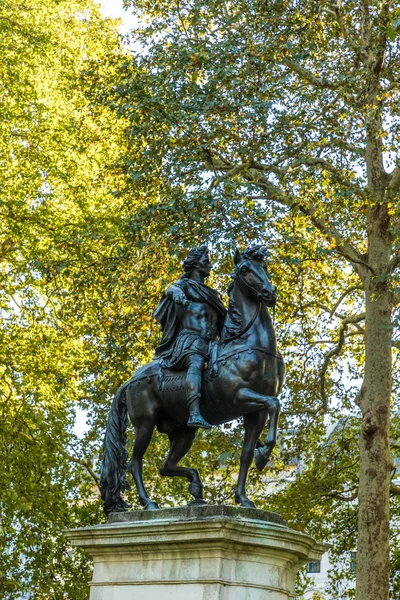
[1, 0, 399, 597]
[0, 1, 129, 597]
[98, 1, 400, 598]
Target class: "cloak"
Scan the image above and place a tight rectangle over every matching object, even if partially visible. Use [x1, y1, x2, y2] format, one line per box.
[153, 277, 226, 360]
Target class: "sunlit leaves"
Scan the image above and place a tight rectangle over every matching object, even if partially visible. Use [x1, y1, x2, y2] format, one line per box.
[0, 1, 127, 597]
[92, 0, 399, 597]
[1, 0, 399, 598]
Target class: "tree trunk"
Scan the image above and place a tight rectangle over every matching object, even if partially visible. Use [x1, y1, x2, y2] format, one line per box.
[356, 224, 393, 600]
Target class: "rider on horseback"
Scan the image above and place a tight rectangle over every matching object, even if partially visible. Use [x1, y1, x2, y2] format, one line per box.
[153, 246, 226, 429]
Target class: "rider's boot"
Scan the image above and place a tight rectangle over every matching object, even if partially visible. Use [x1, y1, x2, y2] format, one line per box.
[187, 394, 211, 429]
[186, 364, 211, 429]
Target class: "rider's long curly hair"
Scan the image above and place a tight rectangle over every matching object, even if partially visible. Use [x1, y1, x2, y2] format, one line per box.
[181, 246, 210, 276]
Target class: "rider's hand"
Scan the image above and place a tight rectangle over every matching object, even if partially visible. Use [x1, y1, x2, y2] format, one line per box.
[172, 290, 189, 307]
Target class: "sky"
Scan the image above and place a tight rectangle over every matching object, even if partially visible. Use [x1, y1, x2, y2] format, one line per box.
[98, 0, 136, 34]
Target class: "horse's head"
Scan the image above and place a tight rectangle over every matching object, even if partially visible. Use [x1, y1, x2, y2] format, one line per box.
[233, 245, 277, 308]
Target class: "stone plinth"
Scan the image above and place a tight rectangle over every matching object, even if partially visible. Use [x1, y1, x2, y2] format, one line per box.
[66, 505, 326, 600]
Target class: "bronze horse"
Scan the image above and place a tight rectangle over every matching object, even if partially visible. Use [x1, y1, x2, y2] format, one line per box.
[100, 247, 285, 514]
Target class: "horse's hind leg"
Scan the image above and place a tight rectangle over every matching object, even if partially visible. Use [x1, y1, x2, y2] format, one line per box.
[234, 410, 267, 508]
[127, 420, 159, 510]
[160, 429, 205, 505]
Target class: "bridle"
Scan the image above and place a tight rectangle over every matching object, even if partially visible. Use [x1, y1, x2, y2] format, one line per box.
[221, 261, 276, 345]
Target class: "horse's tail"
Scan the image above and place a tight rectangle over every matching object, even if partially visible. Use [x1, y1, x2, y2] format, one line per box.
[100, 381, 131, 516]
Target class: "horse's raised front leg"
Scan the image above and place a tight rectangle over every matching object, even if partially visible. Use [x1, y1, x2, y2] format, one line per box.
[235, 388, 280, 471]
[127, 421, 159, 510]
[234, 410, 267, 509]
[160, 429, 206, 505]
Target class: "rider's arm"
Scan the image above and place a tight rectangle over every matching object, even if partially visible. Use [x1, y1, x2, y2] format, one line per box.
[165, 283, 189, 306]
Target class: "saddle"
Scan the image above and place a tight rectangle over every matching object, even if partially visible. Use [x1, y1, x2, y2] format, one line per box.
[159, 371, 186, 392]
[128, 342, 281, 394]
[128, 362, 186, 392]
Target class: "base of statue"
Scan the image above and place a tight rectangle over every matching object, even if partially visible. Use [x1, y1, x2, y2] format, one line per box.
[66, 505, 326, 600]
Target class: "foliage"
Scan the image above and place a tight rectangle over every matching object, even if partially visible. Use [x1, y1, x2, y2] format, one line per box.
[91, 0, 400, 598]
[1, 0, 399, 599]
[0, 1, 126, 597]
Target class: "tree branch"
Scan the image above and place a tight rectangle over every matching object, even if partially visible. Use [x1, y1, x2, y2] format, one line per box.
[206, 162, 250, 192]
[388, 250, 400, 275]
[337, 141, 365, 155]
[300, 203, 371, 275]
[355, 378, 366, 408]
[322, 487, 359, 502]
[256, 177, 369, 276]
[281, 407, 321, 416]
[254, 155, 366, 198]
[329, 286, 364, 318]
[282, 58, 340, 90]
[319, 313, 366, 410]
[59, 448, 100, 490]
[387, 166, 400, 196]
[205, 155, 371, 277]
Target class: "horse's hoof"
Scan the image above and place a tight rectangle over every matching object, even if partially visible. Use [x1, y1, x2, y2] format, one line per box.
[242, 499, 256, 509]
[144, 501, 160, 510]
[187, 498, 207, 506]
[188, 481, 204, 498]
[254, 447, 271, 472]
[234, 495, 256, 509]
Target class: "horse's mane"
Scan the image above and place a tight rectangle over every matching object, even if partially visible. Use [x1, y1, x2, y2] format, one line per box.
[240, 245, 267, 262]
[220, 246, 267, 340]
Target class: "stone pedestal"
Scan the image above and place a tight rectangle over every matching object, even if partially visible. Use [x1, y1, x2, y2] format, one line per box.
[66, 505, 326, 600]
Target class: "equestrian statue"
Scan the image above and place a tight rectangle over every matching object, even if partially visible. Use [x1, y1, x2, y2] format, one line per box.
[100, 245, 285, 514]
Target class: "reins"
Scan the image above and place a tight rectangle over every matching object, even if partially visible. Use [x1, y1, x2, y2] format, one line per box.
[216, 345, 284, 363]
[220, 299, 262, 344]
[220, 265, 269, 345]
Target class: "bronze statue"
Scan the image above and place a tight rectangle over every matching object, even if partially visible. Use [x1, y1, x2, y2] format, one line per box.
[100, 246, 285, 514]
[153, 246, 226, 429]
